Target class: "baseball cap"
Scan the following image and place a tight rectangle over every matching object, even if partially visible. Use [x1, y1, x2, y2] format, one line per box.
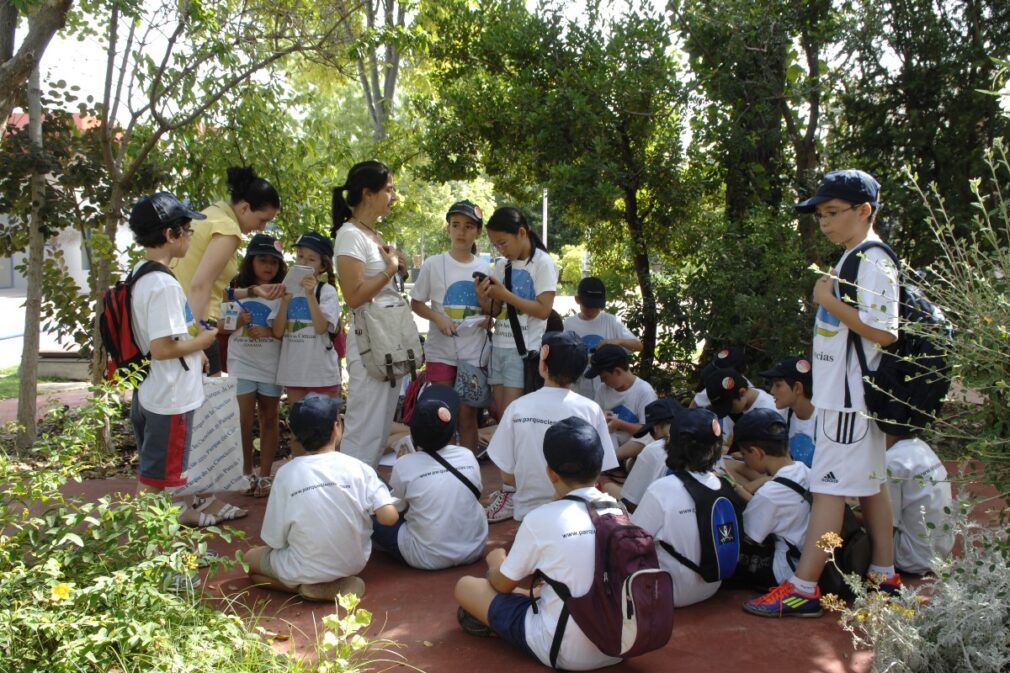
[795, 169, 881, 213]
[410, 384, 460, 451]
[246, 233, 284, 260]
[731, 407, 787, 451]
[758, 356, 813, 390]
[584, 343, 629, 378]
[704, 367, 747, 418]
[289, 393, 345, 451]
[542, 330, 589, 381]
[712, 346, 747, 372]
[674, 407, 722, 445]
[633, 398, 682, 438]
[129, 192, 206, 233]
[576, 276, 606, 309]
[543, 416, 604, 480]
[446, 200, 484, 227]
[295, 231, 334, 259]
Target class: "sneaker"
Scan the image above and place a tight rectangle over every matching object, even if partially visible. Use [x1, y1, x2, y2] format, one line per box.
[457, 607, 494, 637]
[873, 573, 902, 596]
[485, 489, 514, 523]
[742, 581, 823, 618]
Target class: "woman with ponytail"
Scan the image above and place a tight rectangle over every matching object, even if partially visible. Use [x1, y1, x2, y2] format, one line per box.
[332, 160, 407, 468]
[174, 166, 284, 375]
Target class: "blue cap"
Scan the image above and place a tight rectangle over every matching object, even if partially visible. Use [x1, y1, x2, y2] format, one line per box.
[795, 169, 880, 213]
[675, 407, 722, 444]
[732, 407, 787, 449]
[246, 233, 284, 260]
[758, 356, 813, 391]
[704, 367, 747, 418]
[290, 393, 345, 451]
[543, 416, 604, 479]
[129, 192, 206, 233]
[634, 398, 682, 438]
[410, 385, 460, 451]
[542, 330, 589, 380]
[585, 343, 630, 379]
[295, 231, 334, 259]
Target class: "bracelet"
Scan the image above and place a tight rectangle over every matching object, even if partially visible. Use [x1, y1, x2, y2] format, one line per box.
[381, 269, 393, 281]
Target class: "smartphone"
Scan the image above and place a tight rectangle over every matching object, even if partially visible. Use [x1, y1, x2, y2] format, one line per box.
[472, 271, 488, 282]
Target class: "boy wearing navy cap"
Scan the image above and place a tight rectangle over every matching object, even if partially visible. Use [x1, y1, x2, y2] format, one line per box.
[745, 169, 900, 617]
[484, 331, 619, 523]
[455, 416, 624, 670]
[704, 366, 783, 446]
[759, 356, 817, 467]
[245, 393, 398, 601]
[603, 398, 681, 511]
[371, 385, 488, 569]
[564, 276, 642, 400]
[586, 343, 658, 461]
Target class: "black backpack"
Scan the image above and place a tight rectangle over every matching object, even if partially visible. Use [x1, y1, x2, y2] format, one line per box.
[774, 476, 871, 601]
[838, 241, 952, 434]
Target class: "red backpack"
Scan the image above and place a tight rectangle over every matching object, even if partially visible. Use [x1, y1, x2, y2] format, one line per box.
[532, 496, 674, 668]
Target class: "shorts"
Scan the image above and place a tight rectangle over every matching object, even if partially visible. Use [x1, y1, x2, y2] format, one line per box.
[131, 392, 194, 489]
[810, 408, 886, 497]
[259, 549, 299, 590]
[370, 516, 405, 564]
[488, 345, 524, 389]
[425, 361, 457, 383]
[487, 592, 536, 659]
[235, 378, 283, 397]
[286, 385, 342, 396]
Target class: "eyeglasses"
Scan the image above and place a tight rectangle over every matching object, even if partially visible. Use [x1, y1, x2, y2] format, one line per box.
[813, 203, 864, 222]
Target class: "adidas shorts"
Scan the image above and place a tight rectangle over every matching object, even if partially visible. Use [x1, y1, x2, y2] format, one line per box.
[810, 408, 886, 497]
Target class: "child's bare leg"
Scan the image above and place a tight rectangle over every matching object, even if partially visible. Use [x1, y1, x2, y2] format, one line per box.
[237, 392, 258, 475]
[859, 486, 895, 567]
[454, 576, 499, 625]
[245, 546, 299, 593]
[458, 403, 479, 451]
[258, 394, 280, 477]
[794, 493, 846, 582]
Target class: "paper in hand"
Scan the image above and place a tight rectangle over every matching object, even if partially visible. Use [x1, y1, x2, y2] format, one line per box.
[283, 265, 315, 297]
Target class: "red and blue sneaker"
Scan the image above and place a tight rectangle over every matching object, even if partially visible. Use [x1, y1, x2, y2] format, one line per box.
[743, 581, 823, 618]
[873, 572, 902, 596]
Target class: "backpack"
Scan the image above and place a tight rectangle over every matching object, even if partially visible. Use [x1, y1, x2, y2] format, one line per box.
[773, 476, 872, 601]
[314, 282, 347, 358]
[352, 298, 423, 388]
[659, 471, 742, 583]
[531, 496, 673, 668]
[838, 241, 952, 434]
[99, 260, 188, 383]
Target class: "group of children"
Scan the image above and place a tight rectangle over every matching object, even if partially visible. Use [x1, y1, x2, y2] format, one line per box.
[124, 167, 955, 670]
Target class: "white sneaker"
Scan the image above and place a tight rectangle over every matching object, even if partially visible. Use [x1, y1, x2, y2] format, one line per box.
[485, 489, 514, 523]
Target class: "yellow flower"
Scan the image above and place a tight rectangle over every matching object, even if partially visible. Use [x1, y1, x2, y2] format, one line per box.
[817, 532, 844, 552]
[50, 583, 72, 601]
[821, 593, 848, 612]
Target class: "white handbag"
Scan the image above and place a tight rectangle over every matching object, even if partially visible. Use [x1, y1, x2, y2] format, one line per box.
[353, 297, 423, 387]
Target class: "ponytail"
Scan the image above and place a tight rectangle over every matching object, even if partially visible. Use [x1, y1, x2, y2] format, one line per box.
[330, 160, 392, 238]
[331, 186, 350, 238]
[226, 166, 280, 211]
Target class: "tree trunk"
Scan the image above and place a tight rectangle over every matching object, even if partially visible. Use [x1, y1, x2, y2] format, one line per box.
[0, 0, 16, 62]
[15, 65, 44, 451]
[624, 189, 656, 379]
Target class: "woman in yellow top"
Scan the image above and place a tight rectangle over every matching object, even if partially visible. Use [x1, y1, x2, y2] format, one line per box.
[172, 166, 284, 374]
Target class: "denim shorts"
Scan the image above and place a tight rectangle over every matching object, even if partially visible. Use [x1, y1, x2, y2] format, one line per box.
[487, 593, 536, 659]
[488, 345, 524, 389]
[235, 378, 283, 397]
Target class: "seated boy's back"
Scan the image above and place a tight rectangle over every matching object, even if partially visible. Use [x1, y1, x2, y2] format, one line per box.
[886, 435, 953, 575]
[744, 461, 812, 584]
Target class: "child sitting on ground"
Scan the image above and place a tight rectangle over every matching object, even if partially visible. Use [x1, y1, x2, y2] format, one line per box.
[704, 366, 783, 447]
[454, 416, 624, 670]
[691, 345, 748, 408]
[484, 330, 618, 523]
[372, 385, 489, 569]
[759, 356, 816, 468]
[563, 276, 642, 400]
[586, 344, 657, 462]
[602, 398, 680, 511]
[727, 408, 812, 592]
[245, 394, 398, 601]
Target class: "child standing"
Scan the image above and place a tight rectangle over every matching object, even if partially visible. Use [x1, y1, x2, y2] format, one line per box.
[585, 344, 658, 460]
[125, 192, 232, 525]
[372, 385, 489, 569]
[744, 169, 900, 618]
[274, 231, 343, 412]
[226, 233, 286, 497]
[245, 394, 398, 601]
[563, 276, 642, 400]
[476, 206, 557, 417]
[410, 200, 491, 451]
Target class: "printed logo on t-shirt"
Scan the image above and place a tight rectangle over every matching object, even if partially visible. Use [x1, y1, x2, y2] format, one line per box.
[790, 433, 815, 468]
[610, 404, 639, 424]
[184, 302, 197, 336]
[580, 333, 603, 352]
[815, 305, 841, 338]
[821, 471, 839, 484]
[285, 296, 312, 332]
[442, 280, 482, 320]
[244, 301, 272, 328]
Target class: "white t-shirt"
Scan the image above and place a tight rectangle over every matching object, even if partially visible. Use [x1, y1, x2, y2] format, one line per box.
[410, 252, 491, 366]
[491, 251, 557, 352]
[812, 234, 899, 411]
[130, 262, 204, 415]
[227, 297, 281, 384]
[334, 223, 405, 307]
[886, 438, 954, 575]
[786, 409, 817, 467]
[498, 487, 624, 671]
[743, 462, 812, 584]
[632, 471, 724, 607]
[487, 387, 618, 520]
[390, 445, 488, 570]
[260, 451, 395, 585]
[276, 283, 342, 388]
[723, 389, 784, 439]
[564, 312, 635, 399]
[621, 438, 668, 506]
[594, 376, 657, 449]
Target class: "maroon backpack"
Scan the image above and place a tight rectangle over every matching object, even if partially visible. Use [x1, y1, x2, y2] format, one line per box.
[532, 496, 674, 668]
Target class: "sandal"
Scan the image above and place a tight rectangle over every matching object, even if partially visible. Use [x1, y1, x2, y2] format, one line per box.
[253, 475, 273, 498]
[242, 473, 257, 496]
[192, 495, 248, 523]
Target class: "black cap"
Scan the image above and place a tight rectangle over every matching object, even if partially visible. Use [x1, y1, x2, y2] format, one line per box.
[295, 231, 334, 259]
[576, 276, 606, 309]
[246, 233, 284, 260]
[675, 407, 723, 445]
[704, 367, 747, 418]
[446, 200, 484, 227]
[731, 407, 787, 451]
[543, 416, 604, 479]
[289, 393, 345, 451]
[129, 192, 206, 233]
[758, 356, 813, 390]
[712, 346, 747, 372]
[795, 169, 881, 213]
[585, 343, 629, 379]
[542, 330, 589, 381]
[633, 398, 682, 438]
[410, 384, 460, 451]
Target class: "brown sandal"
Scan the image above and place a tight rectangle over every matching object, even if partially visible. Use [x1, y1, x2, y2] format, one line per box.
[253, 475, 273, 498]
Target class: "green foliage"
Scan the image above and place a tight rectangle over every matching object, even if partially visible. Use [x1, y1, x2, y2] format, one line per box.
[556, 244, 585, 294]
